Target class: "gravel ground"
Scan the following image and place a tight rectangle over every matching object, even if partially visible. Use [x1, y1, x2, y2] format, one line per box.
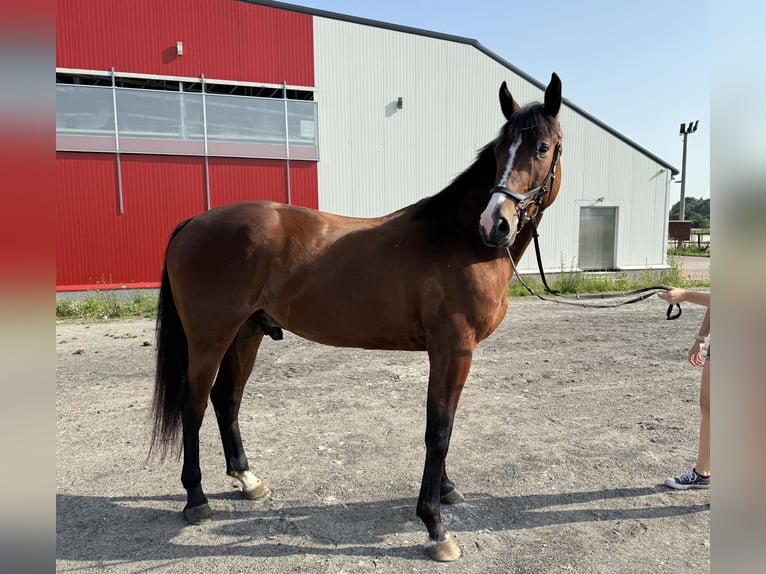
[56, 296, 709, 573]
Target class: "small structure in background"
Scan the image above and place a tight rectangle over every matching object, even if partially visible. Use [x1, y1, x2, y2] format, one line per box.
[669, 220, 692, 246]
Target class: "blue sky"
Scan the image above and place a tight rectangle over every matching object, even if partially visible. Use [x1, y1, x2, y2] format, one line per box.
[291, 0, 710, 201]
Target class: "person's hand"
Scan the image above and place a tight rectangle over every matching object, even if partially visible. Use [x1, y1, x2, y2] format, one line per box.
[659, 288, 686, 305]
[688, 340, 705, 366]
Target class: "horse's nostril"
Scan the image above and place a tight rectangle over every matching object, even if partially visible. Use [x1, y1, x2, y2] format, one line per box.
[497, 218, 510, 236]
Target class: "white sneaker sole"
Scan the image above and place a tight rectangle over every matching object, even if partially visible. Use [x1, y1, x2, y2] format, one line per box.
[664, 478, 710, 490]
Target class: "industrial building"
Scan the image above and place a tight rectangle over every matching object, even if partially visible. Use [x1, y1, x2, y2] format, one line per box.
[55, 0, 678, 290]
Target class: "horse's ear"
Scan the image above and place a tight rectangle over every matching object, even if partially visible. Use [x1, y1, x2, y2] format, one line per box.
[499, 81, 519, 121]
[544, 72, 562, 118]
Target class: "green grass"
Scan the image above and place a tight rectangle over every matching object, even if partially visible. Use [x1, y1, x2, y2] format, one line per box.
[56, 291, 158, 320]
[667, 245, 710, 257]
[508, 255, 709, 297]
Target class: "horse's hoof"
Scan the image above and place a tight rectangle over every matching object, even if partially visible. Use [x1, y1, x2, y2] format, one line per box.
[440, 488, 465, 505]
[183, 503, 213, 524]
[243, 481, 271, 500]
[425, 535, 462, 562]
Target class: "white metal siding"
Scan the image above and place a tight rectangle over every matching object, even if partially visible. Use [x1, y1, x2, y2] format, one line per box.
[313, 17, 672, 273]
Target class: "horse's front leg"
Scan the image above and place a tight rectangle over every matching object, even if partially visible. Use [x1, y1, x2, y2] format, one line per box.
[416, 343, 473, 561]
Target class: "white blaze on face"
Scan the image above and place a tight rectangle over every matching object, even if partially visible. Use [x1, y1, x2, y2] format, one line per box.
[480, 135, 523, 238]
[480, 192, 507, 236]
[498, 135, 523, 188]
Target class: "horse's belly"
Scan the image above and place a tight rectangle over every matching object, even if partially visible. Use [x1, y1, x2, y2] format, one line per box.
[289, 326, 426, 351]
[266, 288, 427, 351]
[282, 311, 427, 351]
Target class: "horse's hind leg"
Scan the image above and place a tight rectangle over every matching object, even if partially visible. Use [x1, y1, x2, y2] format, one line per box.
[211, 320, 271, 500]
[440, 460, 465, 505]
[181, 348, 226, 524]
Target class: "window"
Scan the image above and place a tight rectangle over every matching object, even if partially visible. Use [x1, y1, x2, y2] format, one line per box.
[56, 85, 116, 151]
[55, 72, 318, 160]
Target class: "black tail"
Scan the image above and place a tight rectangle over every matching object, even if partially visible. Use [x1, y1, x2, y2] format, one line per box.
[150, 218, 193, 460]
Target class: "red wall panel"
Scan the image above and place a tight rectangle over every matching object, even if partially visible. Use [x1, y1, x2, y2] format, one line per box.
[56, 153, 120, 287]
[208, 158, 287, 208]
[56, 0, 118, 73]
[57, 154, 317, 288]
[207, 159, 318, 209]
[56, 0, 314, 86]
[288, 162, 319, 210]
[117, 156, 207, 284]
[57, 153, 206, 288]
[56, 0, 319, 289]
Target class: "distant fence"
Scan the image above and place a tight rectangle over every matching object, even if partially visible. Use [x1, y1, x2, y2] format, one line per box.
[668, 222, 710, 250]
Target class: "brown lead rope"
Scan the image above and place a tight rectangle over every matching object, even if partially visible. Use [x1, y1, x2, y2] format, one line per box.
[505, 218, 682, 320]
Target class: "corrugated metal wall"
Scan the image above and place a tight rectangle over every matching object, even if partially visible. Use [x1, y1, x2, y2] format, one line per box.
[57, 153, 317, 288]
[209, 158, 288, 208]
[56, 0, 314, 86]
[56, 153, 204, 288]
[55, 0, 319, 289]
[313, 17, 672, 273]
[208, 159, 318, 210]
[287, 162, 320, 210]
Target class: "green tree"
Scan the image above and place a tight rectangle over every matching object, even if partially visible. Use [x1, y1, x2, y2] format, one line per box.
[669, 196, 710, 229]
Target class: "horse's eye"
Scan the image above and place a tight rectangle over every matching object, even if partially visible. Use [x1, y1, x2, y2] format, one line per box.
[538, 143, 550, 155]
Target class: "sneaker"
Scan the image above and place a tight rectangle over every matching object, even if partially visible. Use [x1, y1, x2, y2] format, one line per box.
[665, 468, 710, 490]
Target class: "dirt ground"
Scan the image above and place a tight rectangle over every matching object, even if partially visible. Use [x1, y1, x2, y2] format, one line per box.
[56, 296, 710, 573]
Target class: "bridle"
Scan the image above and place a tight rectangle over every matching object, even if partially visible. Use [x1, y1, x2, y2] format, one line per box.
[491, 142, 562, 234]
[491, 141, 682, 320]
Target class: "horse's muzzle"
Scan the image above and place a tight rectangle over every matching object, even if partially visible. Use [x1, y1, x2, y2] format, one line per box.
[480, 215, 518, 247]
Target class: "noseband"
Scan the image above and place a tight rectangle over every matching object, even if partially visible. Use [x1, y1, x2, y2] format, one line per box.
[491, 142, 562, 232]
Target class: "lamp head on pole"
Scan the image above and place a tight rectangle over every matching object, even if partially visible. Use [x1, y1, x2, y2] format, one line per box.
[679, 120, 699, 135]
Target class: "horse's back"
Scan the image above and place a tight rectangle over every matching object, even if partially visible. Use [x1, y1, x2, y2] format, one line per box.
[168, 200, 368, 266]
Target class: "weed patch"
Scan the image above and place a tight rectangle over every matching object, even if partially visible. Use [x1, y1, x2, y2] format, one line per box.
[508, 256, 708, 297]
[56, 292, 157, 320]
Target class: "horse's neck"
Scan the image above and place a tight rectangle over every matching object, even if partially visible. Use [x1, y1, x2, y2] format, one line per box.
[453, 150, 498, 239]
[452, 142, 495, 198]
[420, 144, 495, 234]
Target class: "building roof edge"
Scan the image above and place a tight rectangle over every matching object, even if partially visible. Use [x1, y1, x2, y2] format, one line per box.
[242, 0, 679, 174]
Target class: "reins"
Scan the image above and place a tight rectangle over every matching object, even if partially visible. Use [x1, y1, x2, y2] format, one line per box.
[506, 217, 681, 320]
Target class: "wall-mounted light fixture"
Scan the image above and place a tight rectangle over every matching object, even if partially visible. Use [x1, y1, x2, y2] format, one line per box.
[177, 41, 184, 56]
[397, 97, 403, 109]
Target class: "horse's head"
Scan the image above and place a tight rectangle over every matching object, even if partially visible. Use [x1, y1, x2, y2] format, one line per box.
[480, 73, 563, 248]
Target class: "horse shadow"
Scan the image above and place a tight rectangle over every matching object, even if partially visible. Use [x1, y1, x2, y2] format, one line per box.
[56, 486, 708, 563]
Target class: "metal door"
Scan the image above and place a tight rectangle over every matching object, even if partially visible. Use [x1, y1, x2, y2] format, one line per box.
[578, 207, 617, 270]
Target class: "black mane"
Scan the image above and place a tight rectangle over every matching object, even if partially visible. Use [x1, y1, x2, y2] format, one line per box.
[412, 102, 559, 225]
[411, 141, 496, 223]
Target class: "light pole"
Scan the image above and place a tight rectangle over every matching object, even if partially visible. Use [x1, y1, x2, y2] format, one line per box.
[678, 120, 699, 221]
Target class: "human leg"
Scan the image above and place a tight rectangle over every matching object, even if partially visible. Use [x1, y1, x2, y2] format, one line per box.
[665, 357, 711, 489]
[695, 358, 711, 476]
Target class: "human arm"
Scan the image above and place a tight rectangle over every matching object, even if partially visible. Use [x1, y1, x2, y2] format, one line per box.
[658, 288, 710, 307]
[689, 306, 711, 366]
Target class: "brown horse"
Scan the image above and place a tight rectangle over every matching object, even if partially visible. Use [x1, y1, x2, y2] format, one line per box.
[152, 73, 563, 561]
